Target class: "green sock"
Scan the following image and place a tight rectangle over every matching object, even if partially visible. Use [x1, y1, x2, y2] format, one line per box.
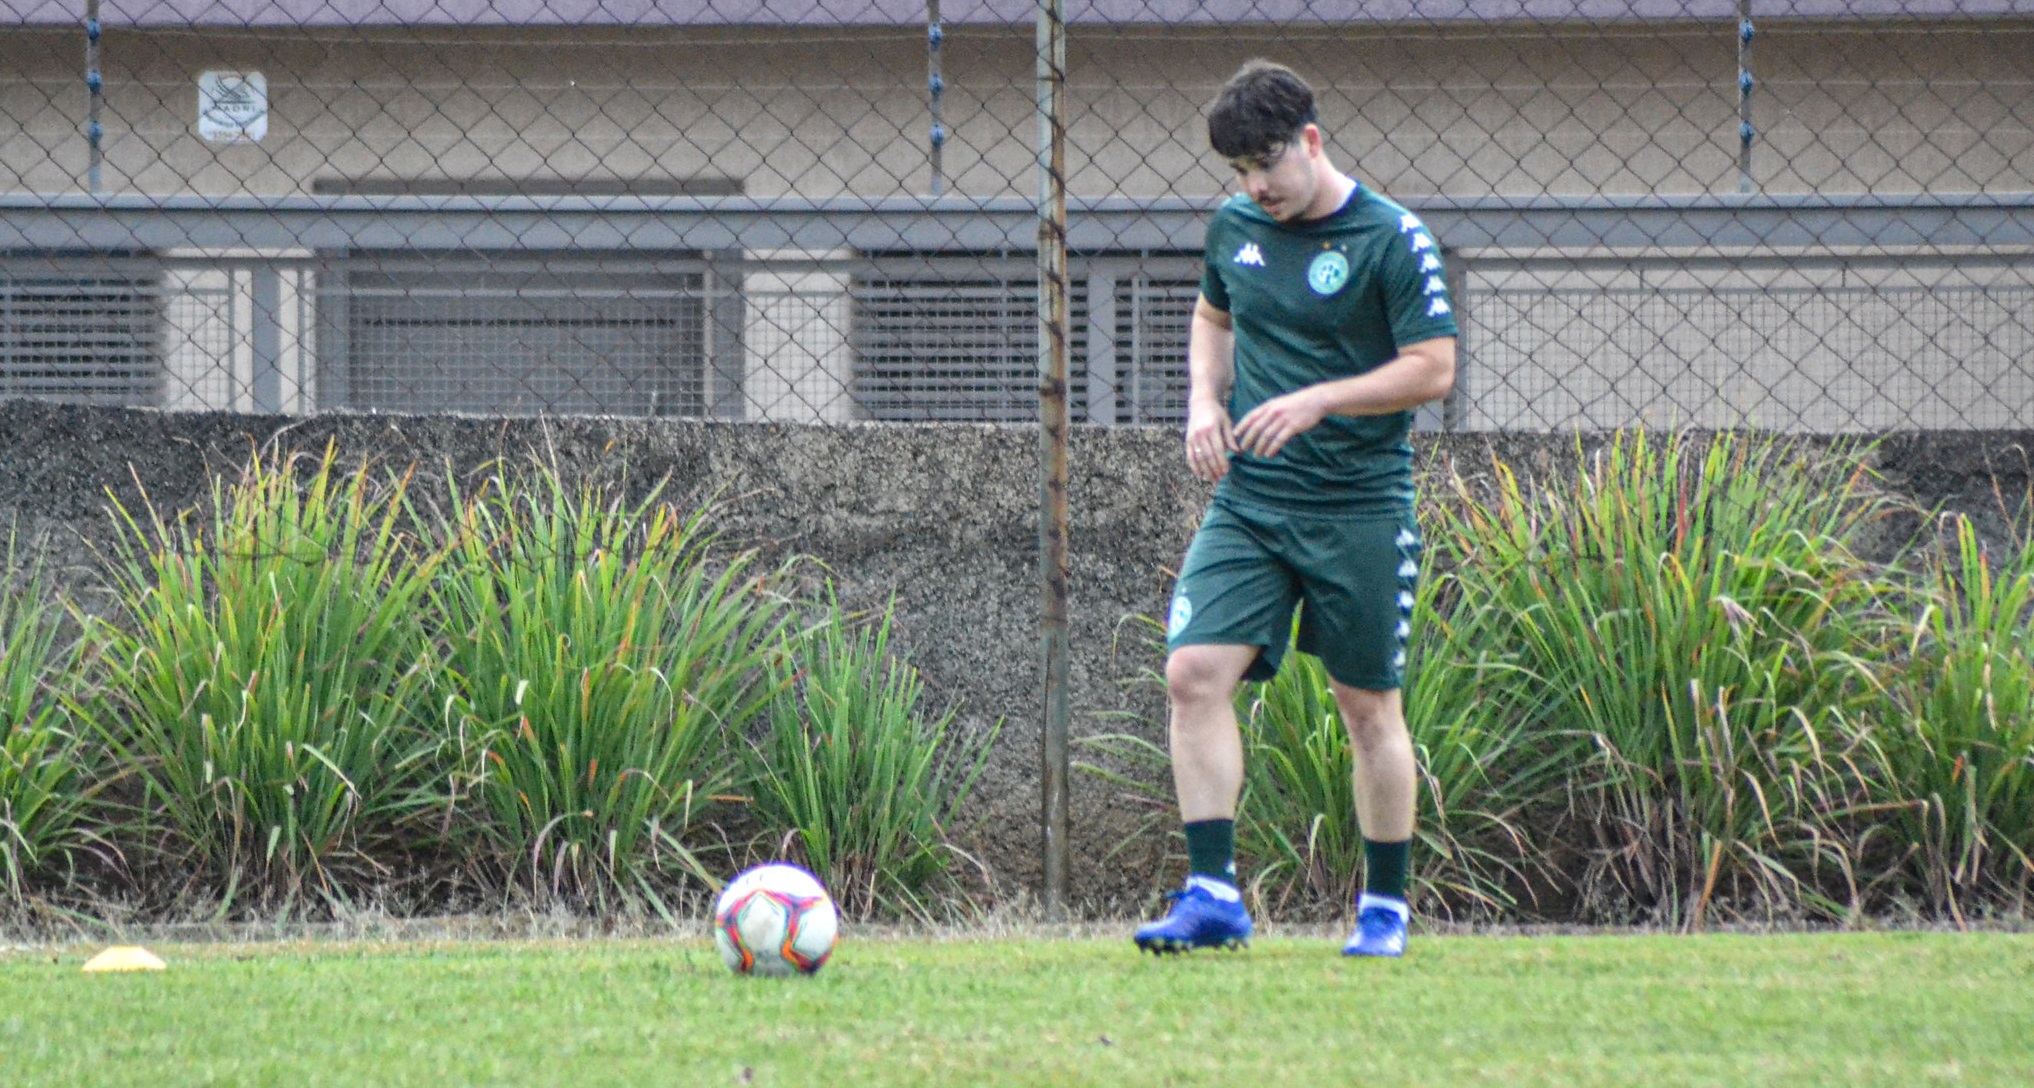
[1183, 819, 1236, 884]
[1363, 838, 1411, 903]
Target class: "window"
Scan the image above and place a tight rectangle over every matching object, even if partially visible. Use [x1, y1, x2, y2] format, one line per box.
[851, 254, 1197, 424]
[0, 262, 161, 406]
[323, 256, 710, 417]
[852, 260, 1088, 422]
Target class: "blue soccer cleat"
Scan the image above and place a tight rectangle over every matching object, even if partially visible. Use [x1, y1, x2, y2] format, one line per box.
[1343, 894, 1409, 958]
[1134, 877, 1253, 954]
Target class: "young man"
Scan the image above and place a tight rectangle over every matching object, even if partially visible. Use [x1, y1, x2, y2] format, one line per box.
[1134, 60, 1457, 959]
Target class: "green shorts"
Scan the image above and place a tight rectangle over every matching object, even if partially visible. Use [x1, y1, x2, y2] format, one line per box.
[1165, 499, 1420, 690]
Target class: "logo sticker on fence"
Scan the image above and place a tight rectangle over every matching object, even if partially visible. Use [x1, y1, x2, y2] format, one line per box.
[198, 71, 268, 144]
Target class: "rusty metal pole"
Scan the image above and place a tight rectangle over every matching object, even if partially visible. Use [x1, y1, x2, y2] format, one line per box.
[1035, 0, 1071, 919]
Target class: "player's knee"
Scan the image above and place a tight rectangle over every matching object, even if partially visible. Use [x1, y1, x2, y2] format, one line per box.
[1333, 687, 1406, 752]
[1165, 648, 1240, 708]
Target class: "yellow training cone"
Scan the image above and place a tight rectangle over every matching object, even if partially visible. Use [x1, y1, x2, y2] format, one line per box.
[81, 946, 166, 972]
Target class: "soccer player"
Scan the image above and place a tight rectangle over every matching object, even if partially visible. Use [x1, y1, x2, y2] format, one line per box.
[1133, 60, 1457, 959]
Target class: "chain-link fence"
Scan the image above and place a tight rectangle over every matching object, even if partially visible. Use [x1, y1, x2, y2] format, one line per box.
[2, 2, 2032, 432]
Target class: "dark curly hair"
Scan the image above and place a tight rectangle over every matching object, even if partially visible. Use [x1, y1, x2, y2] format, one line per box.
[1207, 60, 1319, 162]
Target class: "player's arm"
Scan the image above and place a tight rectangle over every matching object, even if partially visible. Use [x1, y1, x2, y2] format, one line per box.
[1184, 294, 1240, 483]
[1232, 337, 1455, 459]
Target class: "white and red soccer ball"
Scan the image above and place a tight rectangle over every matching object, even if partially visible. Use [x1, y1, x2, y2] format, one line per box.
[712, 863, 840, 977]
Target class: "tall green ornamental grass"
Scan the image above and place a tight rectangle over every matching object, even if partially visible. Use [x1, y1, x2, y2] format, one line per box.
[0, 540, 101, 900]
[1234, 564, 1556, 919]
[83, 448, 443, 903]
[430, 469, 797, 908]
[743, 594, 996, 920]
[1877, 514, 2034, 914]
[1080, 603, 1550, 919]
[1434, 431, 1896, 923]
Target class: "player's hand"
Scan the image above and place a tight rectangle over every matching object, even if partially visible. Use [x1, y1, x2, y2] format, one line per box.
[1183, 401, 1237, 483]
[1233, 388, 1328, 460]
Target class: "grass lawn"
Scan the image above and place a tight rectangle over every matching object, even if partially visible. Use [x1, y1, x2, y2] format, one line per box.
[4, 930, 2030, 1086]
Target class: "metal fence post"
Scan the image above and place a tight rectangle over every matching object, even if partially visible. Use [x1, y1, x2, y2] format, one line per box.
[84, 0, 103, 195]
[927, 1, 946, 197]
[1738, 2, 1756, 194]
[1035, 0, 1071, 919]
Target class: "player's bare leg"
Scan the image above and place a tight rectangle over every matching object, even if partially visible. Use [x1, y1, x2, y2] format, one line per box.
[1167, 644, 1256, 824]
[1135, 643, 1258, 954]
[1332, 683, 1417, 957]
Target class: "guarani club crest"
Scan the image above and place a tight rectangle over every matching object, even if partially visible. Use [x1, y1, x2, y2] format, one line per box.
[1307, 246, 1350, 295]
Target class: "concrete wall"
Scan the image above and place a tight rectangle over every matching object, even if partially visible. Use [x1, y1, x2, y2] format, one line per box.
[2, 401, 2030, 912]
[5, 22, 2031, 199]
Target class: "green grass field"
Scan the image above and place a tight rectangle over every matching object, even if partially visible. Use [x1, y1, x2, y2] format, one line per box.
[6, 932, 2031, 1087]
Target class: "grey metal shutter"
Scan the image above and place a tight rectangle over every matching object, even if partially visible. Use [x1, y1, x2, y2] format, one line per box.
[0, 266, 161, 406]
[851, 262, 1088, 422]
[334, 259, 708, 417]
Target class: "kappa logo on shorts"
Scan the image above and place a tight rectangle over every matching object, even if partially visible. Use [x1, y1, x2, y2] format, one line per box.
[1397, 559, 1419, 579]
[1167, 594, 1193, 638]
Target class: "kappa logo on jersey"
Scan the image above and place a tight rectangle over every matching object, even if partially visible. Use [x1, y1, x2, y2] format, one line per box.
[1419, 254, 1442, 273]
[1424, 276, 1447, 295]
[1409, 233, 1434, 253]
[1233, 243, 1265, 267]
[1426, 298, 1451, 317]
[1399, 213, 1424, 233]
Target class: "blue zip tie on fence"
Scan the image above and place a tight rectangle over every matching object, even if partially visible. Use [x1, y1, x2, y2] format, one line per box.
[930, 123, 946, 146]
[86, 68, 102, 93]
[1741, 122, 1756, 144]
[1740, 71, 1754, 95]
[928, 23, 943, 46]
[85, 18, 100, 40]
[87, 121, 102, 142]
[1740, 18, 1755, 43]
[930, 74, 944, 96]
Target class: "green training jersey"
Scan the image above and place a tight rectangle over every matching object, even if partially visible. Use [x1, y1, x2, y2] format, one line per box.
[1199, 184, 1458, 515]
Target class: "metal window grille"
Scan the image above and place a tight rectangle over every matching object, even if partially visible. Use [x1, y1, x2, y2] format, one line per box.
[0, 262, 161, 406]
[851, 259, 1090, 423]
[1105, 268, 1198, 426]
[323, 257, 708, 418]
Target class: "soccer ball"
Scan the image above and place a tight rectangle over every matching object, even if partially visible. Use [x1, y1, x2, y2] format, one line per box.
[712, 863, 840, 977]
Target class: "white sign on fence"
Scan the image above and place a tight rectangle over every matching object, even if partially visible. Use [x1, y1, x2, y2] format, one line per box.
[197, 71, 267, 144]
